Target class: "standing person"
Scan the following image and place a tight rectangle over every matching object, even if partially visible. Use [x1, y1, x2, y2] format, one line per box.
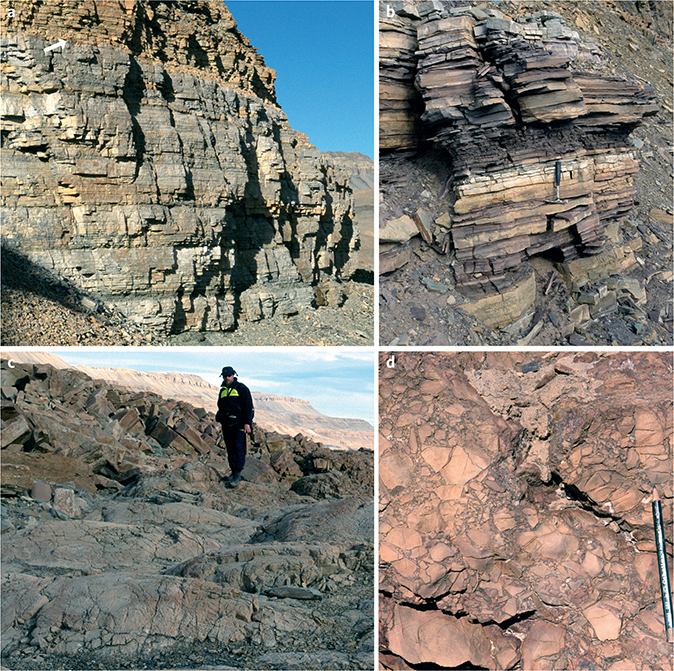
[216, 366, 254, 488]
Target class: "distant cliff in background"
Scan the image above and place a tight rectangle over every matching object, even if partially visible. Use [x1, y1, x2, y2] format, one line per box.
[326, 151, 374, 275]
[325, 152, 375, 192]
[1, 351, 373, 451]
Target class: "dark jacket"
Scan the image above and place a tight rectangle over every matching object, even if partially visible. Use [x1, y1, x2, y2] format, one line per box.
[216, 379, 254, 429]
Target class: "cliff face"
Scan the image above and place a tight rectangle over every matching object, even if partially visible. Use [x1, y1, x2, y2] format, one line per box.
[325, 152, 375, 192]
[380, 1, 662, 330]
[1, 1, 359, 334]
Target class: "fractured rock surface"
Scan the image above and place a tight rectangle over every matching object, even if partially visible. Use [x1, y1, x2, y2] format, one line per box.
[1, 0, 361, 336]
[379, 350, 673, 670]
[0, 358, 374, 670]
[415, 7, 655, 300]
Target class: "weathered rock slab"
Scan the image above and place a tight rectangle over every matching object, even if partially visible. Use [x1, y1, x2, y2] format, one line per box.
[1, 571, 256, 661]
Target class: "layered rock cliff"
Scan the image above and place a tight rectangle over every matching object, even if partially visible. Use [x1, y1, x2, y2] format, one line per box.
[414, 6, 656, 306]
[1, 0, 360, 334]
[379, 351, 673, 670]
[380, 0, 671, 342]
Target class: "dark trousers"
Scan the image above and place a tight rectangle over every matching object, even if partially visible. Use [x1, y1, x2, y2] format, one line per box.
[222, 427, 246, 475]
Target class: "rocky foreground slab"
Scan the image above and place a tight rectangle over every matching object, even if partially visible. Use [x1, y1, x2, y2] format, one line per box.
[0, 359, 374, 670]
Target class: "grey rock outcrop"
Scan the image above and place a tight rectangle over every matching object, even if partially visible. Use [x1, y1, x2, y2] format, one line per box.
[2, 571, 259, 663]
[0, 358, 373, 670]
[1, 1, 360, 334]
[379, 2, 662, 330]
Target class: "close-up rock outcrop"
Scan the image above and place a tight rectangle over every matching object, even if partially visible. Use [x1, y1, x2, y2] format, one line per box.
[1, 0, 367, 342]
[379, 0, 673, 347]
[379, 350, 673, 670]
[0, 357, 374, 670]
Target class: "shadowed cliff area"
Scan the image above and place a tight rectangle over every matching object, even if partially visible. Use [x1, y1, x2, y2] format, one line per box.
[1, 245, 162, 345]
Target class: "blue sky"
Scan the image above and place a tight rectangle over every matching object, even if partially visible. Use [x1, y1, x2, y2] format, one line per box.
[22, 348, 376, 425]
[226, 0, 374, 158]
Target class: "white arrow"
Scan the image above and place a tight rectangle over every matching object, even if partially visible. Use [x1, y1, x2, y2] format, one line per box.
[44, 38, 66, 54]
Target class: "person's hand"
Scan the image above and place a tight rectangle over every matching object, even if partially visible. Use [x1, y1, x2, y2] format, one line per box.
[244, 424, 252, 434]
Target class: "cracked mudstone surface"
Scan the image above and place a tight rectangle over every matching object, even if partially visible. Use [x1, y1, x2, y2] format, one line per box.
[379, 350, 673, 670]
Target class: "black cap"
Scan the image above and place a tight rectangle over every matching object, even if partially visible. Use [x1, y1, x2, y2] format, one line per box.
[220, 366, 237, 377]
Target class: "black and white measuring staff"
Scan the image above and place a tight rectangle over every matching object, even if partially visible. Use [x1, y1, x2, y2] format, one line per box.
[652, 487, 674, 643]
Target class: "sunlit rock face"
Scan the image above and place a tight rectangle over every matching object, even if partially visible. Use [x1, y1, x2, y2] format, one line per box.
[1, 1, 359, 333]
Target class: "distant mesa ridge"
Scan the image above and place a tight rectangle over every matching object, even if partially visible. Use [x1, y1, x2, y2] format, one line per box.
[255, 394, 311, 404]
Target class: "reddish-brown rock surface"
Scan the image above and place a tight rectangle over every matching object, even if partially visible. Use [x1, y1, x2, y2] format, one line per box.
[379, 351, 673, 670]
